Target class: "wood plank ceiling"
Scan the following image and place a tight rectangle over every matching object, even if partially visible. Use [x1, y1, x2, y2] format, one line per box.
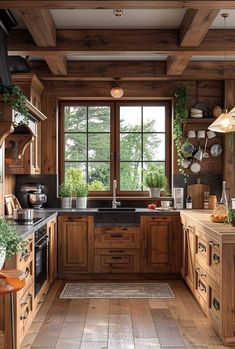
[4, 0, 235, 80]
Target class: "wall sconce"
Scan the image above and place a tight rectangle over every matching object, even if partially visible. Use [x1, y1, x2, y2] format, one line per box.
[110, 82, 124, 99]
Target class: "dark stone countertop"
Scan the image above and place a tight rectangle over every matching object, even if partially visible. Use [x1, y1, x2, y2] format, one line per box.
[8, 208, 180, 240]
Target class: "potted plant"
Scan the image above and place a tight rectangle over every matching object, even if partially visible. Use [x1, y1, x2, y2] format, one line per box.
[59, 182, 73, 209]
[0, 83, 29, 125]
[228, 209, 235, 226]
[0, 218, 25, 270]
[73, 183, 88, 208]
[144, 165, 167, 198]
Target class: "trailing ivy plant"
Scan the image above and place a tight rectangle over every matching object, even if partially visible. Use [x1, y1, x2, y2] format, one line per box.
[173, 86, 188, 181]
[0, 83, 29, 124]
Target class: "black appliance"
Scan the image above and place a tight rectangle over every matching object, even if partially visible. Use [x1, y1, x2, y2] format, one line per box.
[34, 224, 49, 296]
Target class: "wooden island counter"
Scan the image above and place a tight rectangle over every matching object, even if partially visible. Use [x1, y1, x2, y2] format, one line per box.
[180, 209, 235, 346]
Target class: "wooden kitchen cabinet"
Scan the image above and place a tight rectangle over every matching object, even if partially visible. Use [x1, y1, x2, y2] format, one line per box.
[48, 216, 57, 284]
[183, 224, 195, 292]
[141, 216, 181, 273]
[58, 215, 94, 279]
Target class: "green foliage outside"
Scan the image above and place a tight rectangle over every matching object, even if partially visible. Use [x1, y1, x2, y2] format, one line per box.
[64, 105, 167, 192]
[0, 218, 26, 259]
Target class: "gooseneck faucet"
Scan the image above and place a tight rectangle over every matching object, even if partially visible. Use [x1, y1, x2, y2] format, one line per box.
[112, 180, 121, 209]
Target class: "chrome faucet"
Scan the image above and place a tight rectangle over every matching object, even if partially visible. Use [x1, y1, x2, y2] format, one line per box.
[112, 180, 121, 209]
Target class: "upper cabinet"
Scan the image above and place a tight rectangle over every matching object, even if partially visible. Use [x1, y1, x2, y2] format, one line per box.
[12, 73, 44, 111]
[0, 74, 47, 174]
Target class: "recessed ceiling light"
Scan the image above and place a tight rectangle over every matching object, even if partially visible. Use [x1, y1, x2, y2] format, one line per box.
[113, 9, 123, 17]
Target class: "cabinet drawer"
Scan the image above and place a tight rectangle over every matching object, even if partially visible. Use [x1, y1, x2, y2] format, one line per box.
[94, 249, 140, 273]
[95, 227, 141, 249]
[195, 267, 208, 304]
[17, 284, 34, 346]
[17, 234, 34, 271]
[209, 287, 221, 321]
[17, 259, 34, 301]
[196, 236, 208, 264]
[209, 247, 221, 278]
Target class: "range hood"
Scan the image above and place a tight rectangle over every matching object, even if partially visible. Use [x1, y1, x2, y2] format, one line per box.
[0, 9, 16, 86]
[0, 10, 30, 87]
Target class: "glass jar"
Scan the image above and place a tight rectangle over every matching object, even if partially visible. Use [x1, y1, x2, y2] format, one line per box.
[211, 203, 228, 222]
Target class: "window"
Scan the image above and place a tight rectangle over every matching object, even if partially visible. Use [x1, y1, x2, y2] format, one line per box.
[60, 101, 171, 195]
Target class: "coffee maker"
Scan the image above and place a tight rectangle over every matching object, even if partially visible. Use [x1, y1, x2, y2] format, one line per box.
[19, 183, 47, 209]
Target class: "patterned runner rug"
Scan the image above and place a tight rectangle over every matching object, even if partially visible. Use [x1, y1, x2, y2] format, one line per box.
[60, 283, 175, 299]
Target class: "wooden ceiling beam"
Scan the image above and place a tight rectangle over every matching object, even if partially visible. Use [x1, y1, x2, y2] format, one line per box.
[1, 1, 235, 9]
[180, 9, 220, 47]
[166, 55, 191, 75]
[8, 29, 235, 56]
[44, 55, 68, 75]
[167, 9, 219, 76]
[17, 9, 67, 75]
[27, 60, 235, 80]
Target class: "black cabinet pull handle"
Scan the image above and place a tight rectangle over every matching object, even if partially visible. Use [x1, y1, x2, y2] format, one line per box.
[209, 240, 220, 248]
[213, 297, 220, 311]
[109, 250, 124, 253]
[198, 242, 206, 252]
[213, 253, 220, 264]
[111, 233, 122, 238]
[198, 280, 206, 292]
[112, 256, 122, 260]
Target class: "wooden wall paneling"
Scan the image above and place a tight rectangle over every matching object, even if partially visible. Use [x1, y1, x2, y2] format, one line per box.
[2, 1, 235, 9]
[224, 80, 235, 197]
[41, 96, 57, 174]
[43, 80, 197, 98]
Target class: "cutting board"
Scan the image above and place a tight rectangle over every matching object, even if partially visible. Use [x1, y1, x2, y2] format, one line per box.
[187, 183, 210, 209]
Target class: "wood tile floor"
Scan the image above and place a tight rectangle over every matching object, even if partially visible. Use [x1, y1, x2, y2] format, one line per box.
[20, 280, 235, 349]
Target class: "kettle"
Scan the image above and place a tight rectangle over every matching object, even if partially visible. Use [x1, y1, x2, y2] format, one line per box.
[28, 184, 47, 209]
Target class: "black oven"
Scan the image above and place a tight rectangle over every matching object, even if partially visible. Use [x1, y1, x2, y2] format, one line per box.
[34, 224, 49, 296]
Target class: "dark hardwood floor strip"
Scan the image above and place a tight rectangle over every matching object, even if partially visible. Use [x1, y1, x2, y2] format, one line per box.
[151, 308, 185, 348]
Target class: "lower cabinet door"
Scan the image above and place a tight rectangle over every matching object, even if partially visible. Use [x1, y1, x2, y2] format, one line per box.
[58, 216, 94, 277]
[94, 249, 141, 273]
[141, 217, 176, 273]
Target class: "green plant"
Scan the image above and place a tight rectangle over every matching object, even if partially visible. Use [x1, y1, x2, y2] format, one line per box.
[0, 218, 25, 259]
[173, 86, 188, 181]
[228, 209, 235, 224]
[73, 183, 88, 197]
[0, 83, 29, 124]
[65, 167, 84, 184]
[144, 165, 167, 189]
[59, 182, 73, 197]
[89, 180, 106, 191]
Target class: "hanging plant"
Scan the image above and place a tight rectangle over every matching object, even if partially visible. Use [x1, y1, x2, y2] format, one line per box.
[173, 86, 188, 181]
[0, 83, 29, 124]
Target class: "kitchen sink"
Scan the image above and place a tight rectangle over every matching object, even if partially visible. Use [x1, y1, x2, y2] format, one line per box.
[97, 208, 136, 212]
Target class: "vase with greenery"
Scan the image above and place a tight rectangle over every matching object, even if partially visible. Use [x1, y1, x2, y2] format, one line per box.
[0, 83, 29, 125]
[144, 165, 167, 197]
[73, 183, 89, 208]
[59, 182, 73, 209]
[0, 218, 25, 270]
[173, 86, 188, 181]
[228, 209, 235, 226]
